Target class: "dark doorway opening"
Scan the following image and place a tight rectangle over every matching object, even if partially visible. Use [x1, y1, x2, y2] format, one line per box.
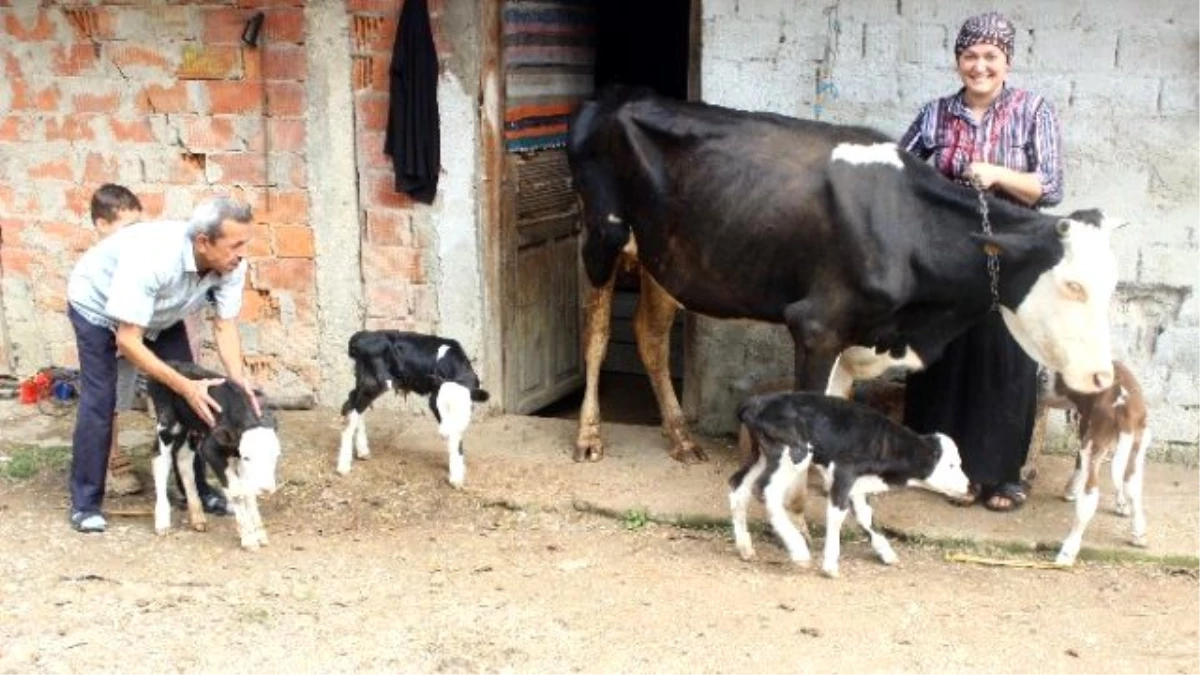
[532, 0, 693, 426]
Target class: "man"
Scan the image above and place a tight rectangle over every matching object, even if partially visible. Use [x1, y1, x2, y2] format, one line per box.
[66, 196, 259, 533]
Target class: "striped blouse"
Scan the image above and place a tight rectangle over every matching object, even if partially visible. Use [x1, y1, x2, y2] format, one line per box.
[899, 85, 1064, 207]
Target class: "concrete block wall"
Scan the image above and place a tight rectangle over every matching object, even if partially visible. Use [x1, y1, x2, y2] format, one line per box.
[693, 0, 1199, 452]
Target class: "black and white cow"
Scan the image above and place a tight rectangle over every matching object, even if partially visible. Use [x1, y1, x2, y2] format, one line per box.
[567, 86, 1119, 463]
[338, 330, 490, 488]
[731, 391, 970, 578]
[145, 361, 281, 550]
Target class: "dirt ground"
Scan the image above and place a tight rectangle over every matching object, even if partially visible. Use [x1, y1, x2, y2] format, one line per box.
[1, 398, 1197, 675]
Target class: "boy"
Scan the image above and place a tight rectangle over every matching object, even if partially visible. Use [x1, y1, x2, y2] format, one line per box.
[90, 184, 146, 496]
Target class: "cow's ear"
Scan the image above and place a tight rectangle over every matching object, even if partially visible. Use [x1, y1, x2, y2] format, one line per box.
[212, 425, 238, 447]
[969, 231, 1039, 259]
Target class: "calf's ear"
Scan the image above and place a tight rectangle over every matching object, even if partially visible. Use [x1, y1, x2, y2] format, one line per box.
[212, 425, 238, 447]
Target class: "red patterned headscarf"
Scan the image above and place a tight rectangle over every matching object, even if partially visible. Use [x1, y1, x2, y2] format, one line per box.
[954, 11, 1016, 63]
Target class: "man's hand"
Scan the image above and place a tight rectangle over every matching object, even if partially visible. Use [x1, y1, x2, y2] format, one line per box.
[184, 378, 225, 427]
[229, 375, 262, 418]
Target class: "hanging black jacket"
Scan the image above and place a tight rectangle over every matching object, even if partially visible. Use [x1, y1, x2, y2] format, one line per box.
[384, 0, 439, 204]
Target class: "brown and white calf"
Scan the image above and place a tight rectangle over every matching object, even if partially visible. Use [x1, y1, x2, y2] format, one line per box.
[1044, 360, 1151, 565]
[731, 392, 970, 578]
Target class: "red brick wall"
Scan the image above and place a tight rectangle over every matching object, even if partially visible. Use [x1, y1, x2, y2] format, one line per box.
[346, 0, 446, 334]
[0, 3, 316, 392]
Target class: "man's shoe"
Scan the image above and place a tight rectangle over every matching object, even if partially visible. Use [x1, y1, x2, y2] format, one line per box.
[169, 490, 233, 516]
[200, 493, 233, 516]
[70, 510, 107, 533]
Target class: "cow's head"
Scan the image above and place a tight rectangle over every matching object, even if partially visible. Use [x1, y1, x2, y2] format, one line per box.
[911, 433, 971, 498]
[980, 210, 1117, 393]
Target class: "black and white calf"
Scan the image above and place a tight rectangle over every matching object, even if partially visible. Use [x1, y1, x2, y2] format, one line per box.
[338, 330, 490, 487]
[730, 392, 970, 577]
[146, 361, 281, 550]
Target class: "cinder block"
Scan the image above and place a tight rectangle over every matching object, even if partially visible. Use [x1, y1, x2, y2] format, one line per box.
[1149, 407, 1200, 445]
[900, 22, 949, 65]
[1166, 367, 1200, 403]
[1028, 28, 1119, 73]
[1161, 76, 1199, 114]
[1118, 28, 1200, 75]
[1157, 325, 1200, 378]
[1070, 73, 1160, 114]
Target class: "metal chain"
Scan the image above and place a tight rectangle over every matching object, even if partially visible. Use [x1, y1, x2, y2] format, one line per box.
[972, 178, 1001, 312]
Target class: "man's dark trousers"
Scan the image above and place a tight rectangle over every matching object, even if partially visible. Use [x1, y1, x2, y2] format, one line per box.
[68, 306, 208, 514]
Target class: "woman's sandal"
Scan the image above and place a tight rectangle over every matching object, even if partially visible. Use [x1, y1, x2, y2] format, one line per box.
[982, 482, 1029, 512]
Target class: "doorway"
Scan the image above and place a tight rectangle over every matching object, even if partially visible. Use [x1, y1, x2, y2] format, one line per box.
[530, 0, 696, 425]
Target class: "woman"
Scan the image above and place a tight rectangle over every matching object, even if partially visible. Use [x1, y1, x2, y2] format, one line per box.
[900, 11, 1064, 512]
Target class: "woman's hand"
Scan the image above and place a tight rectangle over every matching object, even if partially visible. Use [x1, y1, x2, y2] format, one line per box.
[966, 162, 1008, 190]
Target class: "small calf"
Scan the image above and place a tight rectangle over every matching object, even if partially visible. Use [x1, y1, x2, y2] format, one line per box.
[1044, 360, 1151, 565]
[338, 330, 490, 487]
[731, 392, 970, 578]
[145, 361, 281, 550]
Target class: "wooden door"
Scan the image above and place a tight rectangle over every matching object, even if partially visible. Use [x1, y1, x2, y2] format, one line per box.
[501, 149, 584, 413]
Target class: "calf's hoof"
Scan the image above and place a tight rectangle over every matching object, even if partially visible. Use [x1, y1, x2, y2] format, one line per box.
[1130, 534, 1148, 548]
[573, 439, 604, 463]
[879, 550, 899, 566]
[336, 463, 351, 476]
[355, 448, 371, 460]
[447, 476, 464, 490]
[820, 564, 839, 579]
[1054, 552, 1076, 566]
[735, 544, 755, 561]
[668, 441, 708, 464]
[190, 519, 208, 532]
[1114, 501, 1132, 517]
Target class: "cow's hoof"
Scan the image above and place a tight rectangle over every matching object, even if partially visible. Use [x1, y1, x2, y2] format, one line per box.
[820, 565, 839, 578]
[669, 442, 708, 464]
[1130, 534, 1148, 548]
[336, 464, 351, 476]
[574, 441, 604, 463]
[791, 556, 812, 568]
[191, 520, 208, 533]
[1054, 551, 1077, 566]
[155, 525, 170, 536]
[241, 539, 261, 551]
[879, 549, 899, 566]
[736, 544, 755, 561]
[1114, 501, 1132, 517]
[447, 476, 464, 490]
[355, 448, 371, 460]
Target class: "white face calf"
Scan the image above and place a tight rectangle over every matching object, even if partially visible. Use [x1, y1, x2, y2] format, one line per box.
[236, 427, 281, 496]
[1001, 216, 1116, 393]
[910, 433, 971, 498]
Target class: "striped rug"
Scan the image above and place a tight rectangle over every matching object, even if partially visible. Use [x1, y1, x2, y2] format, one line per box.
[503, 0, 596, 152]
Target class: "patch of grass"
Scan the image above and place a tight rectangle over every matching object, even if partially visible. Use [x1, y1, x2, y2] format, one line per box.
[238, 607, 272, 624]
[622, 507, 650, 530]
[1, 444, 72, 480]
